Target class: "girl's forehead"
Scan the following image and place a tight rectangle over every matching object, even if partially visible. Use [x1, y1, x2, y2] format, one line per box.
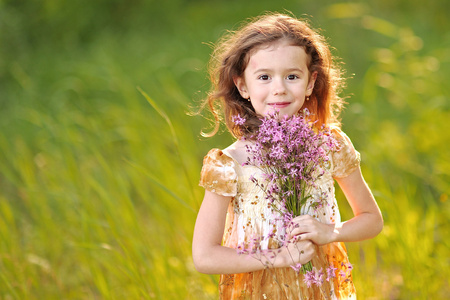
[246, 40, 307, 62]
[252, 38, 300, 52]
[247, 43, 308, 65]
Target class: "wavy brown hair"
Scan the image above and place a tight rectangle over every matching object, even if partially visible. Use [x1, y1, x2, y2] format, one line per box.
[199, 13, 346, 139]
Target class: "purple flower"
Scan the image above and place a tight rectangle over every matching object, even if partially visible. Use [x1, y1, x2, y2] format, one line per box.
[246, 110, 337, 217]
[290, 263, 303, 274]
[249, 175, 257, 183]
[232, 114, 246, 125]
[346, 262, 353, 271]
[269, 144, 285, 160]
[326, 265, 337, 282]
[241, 110, 338, 275]
[303, 267, 325, 287]
[303, 270, 314, 288]
[313, 268, 325, 286]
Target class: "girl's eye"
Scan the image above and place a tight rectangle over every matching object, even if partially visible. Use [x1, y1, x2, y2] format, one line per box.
[287, 74, 299, 80]
[258, 75, 270, 80]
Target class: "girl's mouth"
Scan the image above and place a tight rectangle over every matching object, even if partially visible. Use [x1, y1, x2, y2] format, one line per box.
[269, 102, 290, 108]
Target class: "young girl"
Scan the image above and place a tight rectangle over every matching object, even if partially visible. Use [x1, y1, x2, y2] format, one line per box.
[192, 13, 383, 299]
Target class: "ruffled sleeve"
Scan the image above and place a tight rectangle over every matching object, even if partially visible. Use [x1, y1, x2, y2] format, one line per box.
[331, 129, 361, 178]
[199, 148, 237, 197]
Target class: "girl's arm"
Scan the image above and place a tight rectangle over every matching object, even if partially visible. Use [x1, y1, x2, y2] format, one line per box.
[192, 190, 316, 274]
[330, 167, 383, 242]
[289, 167, 383, 245]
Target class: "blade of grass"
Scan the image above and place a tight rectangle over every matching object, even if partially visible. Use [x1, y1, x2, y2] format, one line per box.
[126, 159, 195, 212]
[137, 86, 197, 207]
[0, 271, 20, 300]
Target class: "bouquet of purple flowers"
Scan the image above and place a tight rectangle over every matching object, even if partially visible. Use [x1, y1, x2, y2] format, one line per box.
[236, 109, 338, 274]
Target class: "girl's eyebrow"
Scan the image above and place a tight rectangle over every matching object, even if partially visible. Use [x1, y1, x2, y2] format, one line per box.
[253, 68, 305, 74]
[286, 68, 305, 74]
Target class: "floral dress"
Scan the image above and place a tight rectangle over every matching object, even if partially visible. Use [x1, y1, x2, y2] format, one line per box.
[199, 129, 360, 299]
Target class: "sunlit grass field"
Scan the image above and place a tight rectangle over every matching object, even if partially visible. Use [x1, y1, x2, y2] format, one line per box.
[1, 1, 449, 299]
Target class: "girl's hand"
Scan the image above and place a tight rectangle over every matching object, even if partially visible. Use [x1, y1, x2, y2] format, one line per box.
[274, 238, 316, 268]
[288, 215, 336, 246]
[286, 167, 384, 246]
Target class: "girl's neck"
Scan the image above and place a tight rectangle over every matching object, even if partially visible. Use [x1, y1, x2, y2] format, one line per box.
[224, 139, 254, 166]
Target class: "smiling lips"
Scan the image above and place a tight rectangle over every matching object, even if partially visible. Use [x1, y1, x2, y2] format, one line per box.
[268, 102, 290, 108]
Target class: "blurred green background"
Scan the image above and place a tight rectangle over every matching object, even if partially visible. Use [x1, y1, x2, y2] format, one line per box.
[1, 0, 449, 299]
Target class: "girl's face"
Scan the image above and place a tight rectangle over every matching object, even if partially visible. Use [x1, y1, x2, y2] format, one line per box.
[234, 40, 317, 118]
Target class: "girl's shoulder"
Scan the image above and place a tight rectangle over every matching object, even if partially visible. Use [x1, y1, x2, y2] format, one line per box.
[329, 125, 348, 140]
[329, 127, 361, 179]
[199, 146, 239, 197]
[329, 126, 355, 149]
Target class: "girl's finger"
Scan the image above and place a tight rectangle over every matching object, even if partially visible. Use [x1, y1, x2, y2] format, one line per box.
[291, 214, 314, 222]
[289, 223, 313, 237]
[295, 233, 312, 243]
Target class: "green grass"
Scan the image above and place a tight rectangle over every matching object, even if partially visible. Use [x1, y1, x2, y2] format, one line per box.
[0, 0, 449, 299]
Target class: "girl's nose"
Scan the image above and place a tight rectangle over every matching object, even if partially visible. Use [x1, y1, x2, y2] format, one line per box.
[272, 78, 287, 96]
